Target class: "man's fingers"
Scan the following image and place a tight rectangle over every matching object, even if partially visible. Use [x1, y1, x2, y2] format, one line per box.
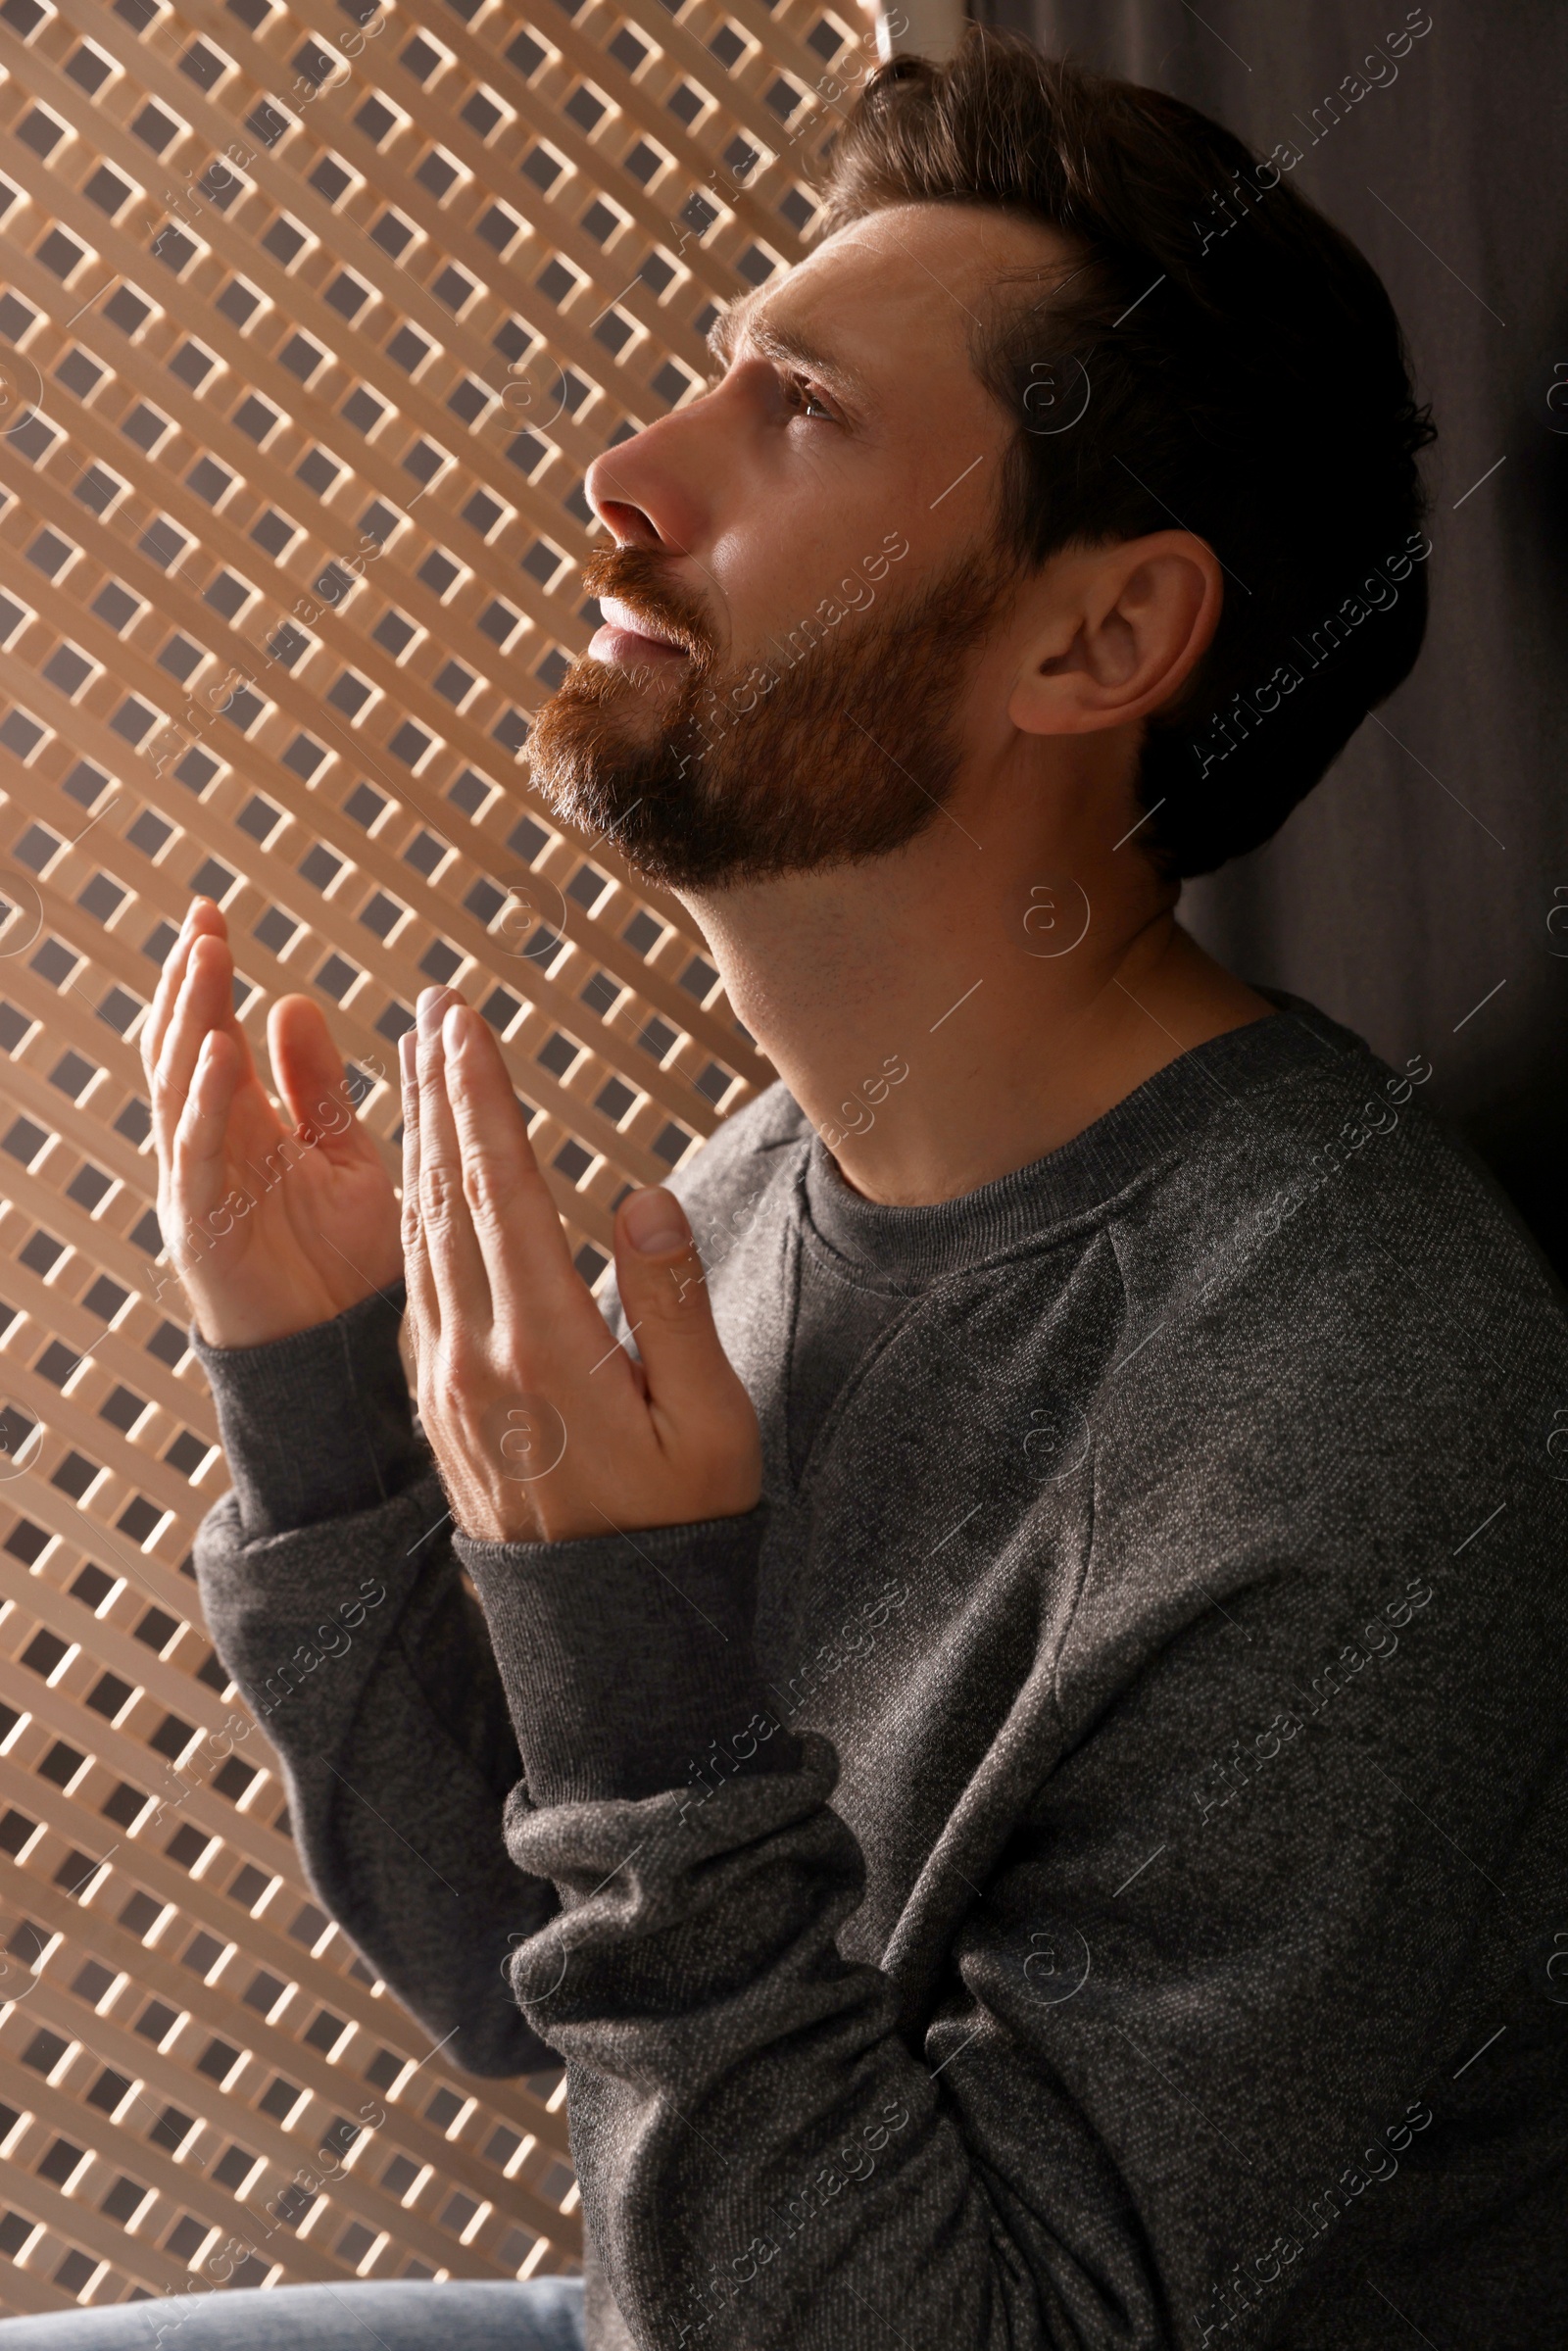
[170, 1029, 244, 1240]
[612, 1188, 752, 1435]
[443, 1004, 577, 1316]
[270, 994, 360, 1149]
[152, 930, 237, 1162]
[399, 1027, 438, 1347]
[415, 988, 493, 1333]
[142, 898, 224, 1096]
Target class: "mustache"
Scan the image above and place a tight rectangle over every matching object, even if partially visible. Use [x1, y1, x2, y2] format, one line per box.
[580, 542, 718, 669]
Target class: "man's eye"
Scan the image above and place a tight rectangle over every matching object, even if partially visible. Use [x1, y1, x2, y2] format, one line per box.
[789, 375, 834, 422]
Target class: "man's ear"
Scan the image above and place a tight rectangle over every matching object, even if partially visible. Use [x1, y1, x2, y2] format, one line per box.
[1006, 531, 1223, 739]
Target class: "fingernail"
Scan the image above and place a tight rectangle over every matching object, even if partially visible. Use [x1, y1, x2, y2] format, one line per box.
[416, 987, 452, 1036]
[623, 1187, 688, 1255]
[399, 1030, 417, 1085]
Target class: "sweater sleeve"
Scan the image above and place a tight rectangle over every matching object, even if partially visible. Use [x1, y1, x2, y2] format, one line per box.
[192, 1288, 559, 2077]
[458, 1512, 982, 2348]
[454, 1474, 1568, 2351]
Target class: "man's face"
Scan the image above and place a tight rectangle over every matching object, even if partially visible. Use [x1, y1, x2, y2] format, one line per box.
[528, 204, 1076, 889]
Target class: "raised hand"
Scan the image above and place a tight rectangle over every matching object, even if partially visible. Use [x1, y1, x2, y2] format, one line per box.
[143, 899, 403, 1348]
[403, 985, 760, 1543]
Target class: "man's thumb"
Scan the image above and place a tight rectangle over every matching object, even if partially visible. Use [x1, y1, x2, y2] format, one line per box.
[612, 1188, 731, 1402]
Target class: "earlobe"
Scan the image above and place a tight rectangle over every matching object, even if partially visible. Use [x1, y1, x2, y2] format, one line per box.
[1006, 532, 1222, 740]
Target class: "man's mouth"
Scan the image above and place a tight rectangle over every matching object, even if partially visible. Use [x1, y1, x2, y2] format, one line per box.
[589, 595, 692, 668]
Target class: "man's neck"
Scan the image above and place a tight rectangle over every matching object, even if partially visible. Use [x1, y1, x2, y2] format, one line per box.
[681, 780, 1277, 1208]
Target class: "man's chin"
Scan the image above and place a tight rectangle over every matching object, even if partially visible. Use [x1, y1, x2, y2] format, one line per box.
[527, 682, 694, 856]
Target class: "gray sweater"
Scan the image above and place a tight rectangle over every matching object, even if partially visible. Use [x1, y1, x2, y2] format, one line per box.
[193, 989, 1568, 2350]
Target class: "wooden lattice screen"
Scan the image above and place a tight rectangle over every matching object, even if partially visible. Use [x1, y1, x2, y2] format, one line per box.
[0, 0, 873, 2313]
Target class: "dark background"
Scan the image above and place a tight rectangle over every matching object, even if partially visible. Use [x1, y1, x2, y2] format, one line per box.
[968, 0, 1568, 1274]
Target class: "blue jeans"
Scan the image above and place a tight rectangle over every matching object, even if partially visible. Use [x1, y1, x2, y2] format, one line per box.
[0, 2279, 586, 2350]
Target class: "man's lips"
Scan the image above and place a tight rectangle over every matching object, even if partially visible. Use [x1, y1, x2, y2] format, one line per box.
[588, 594, 692, 667]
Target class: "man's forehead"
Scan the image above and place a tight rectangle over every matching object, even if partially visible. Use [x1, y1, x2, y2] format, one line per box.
[710, 203, 1079, 379]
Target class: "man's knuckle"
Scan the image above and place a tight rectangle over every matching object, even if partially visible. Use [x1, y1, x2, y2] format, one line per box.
[461, 1155, 513, 1221]
[434, 1341, 476, 1396]
[419, 1164, 463, 1225]
[653, 1253, 709, 1317]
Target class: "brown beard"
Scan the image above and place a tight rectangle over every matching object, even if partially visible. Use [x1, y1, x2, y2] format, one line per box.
[526, 539, 1009, 889]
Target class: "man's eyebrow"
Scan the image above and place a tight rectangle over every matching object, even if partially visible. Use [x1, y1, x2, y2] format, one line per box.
[706, 292, 759, 372]
[707, 301, 869, 404]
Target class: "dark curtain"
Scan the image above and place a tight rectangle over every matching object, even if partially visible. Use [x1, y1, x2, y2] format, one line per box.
[969, 0, 1568, 1274]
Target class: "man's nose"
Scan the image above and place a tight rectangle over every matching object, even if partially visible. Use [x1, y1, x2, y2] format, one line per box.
[590, 485, 660, 549]
[585, 414, 709, 557]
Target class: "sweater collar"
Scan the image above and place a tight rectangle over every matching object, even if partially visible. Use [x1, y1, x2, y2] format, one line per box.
[799, 989, 1359, 1286]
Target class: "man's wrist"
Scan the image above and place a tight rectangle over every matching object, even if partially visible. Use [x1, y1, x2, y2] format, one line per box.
[459, 1503, 799, 1807]
[194, 1280, 426, 1541]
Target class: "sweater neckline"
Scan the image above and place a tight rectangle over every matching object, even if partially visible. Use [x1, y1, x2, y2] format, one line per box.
[799, 989, 1362, 1287]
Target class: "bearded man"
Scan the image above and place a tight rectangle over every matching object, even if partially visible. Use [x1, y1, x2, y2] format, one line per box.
[25, 30, 1567, 2351]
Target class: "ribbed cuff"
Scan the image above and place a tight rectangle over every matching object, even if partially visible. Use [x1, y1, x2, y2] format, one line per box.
[192, 1281, 428, 1542]
[459, 1504, 800, 1806]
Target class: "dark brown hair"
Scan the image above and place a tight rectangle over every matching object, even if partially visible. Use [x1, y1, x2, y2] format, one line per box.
[818, 31, 1436, 878]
